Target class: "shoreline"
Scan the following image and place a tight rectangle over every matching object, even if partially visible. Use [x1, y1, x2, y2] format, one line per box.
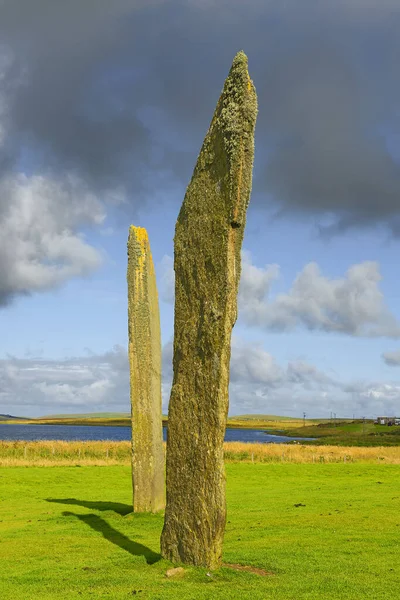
[0, 418, 282, 430]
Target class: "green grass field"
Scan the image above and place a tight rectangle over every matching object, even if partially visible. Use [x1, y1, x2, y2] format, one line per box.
[280, 421, 400, 446]
[1, 463, 399, 599]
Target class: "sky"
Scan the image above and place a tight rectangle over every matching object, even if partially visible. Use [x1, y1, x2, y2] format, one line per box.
[1, 1, 400, 418]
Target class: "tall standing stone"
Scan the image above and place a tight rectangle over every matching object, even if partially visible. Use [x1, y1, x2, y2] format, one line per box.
[160, 51, 257, 568]
[127, 226, 165, 513]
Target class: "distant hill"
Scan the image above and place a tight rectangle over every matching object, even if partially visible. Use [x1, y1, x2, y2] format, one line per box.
[40, 412, 131, 419]
[16, 412, 332, 423]
[39, 412, 310, 422]
[232, 414, 304, 421]
[0, 414, 26, 421]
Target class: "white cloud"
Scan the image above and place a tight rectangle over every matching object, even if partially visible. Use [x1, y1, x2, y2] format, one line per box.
[343, 381, 400, 417]
[33, 379, 115, 406]
[0, 343, 176, 417]
[158, 335, 400, 418]
[0, 173, 106, 305]
[382, 350, 400, 366]
[1, 338, 400, 418]
[239, 253, 400, 337]
[0, 346, 127, 415]
[237, 250, 280, 313]
[286, 360, 336, 387]
[229, 336, 283, 386]
[158, 250, 400, 338]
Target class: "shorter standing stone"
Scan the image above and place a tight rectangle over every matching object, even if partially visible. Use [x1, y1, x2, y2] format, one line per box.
[127, 226, 165, 513]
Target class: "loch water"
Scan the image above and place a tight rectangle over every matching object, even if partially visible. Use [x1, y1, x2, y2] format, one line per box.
[0, 424, 315, 443]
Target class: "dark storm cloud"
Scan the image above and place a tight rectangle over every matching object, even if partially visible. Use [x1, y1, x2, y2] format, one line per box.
[0, 1, 152, 190]
[2, 0, 400, 210]
[1, 0, 400, 304]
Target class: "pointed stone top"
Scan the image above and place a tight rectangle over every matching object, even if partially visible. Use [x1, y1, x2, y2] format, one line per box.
[228, 51, 251, 83]
[212, 49, 257, 166]
[224, 50, 255, 100]
[232, 50, 248, 67]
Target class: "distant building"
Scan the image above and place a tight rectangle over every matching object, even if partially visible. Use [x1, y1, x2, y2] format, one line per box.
[374, 416, 399, 426]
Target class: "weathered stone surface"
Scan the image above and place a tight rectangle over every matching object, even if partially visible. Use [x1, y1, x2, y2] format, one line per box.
[127, 226, 165, 513]
[160, 51, 257, 568]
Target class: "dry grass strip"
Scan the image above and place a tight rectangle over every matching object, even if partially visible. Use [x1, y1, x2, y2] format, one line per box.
[0, 440, 399, 466]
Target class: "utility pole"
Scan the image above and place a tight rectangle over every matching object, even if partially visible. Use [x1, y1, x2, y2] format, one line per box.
[362, 416, 365, 435]
[333, 413, 336, 427]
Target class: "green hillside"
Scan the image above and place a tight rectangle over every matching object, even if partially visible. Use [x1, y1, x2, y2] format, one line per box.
[233, 414, 305, 421]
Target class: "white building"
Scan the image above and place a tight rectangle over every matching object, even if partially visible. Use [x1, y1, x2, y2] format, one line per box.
[375, 416, 400, 426]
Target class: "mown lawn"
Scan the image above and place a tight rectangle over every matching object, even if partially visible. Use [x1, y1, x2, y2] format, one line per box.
[1, 463, 399, 599]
